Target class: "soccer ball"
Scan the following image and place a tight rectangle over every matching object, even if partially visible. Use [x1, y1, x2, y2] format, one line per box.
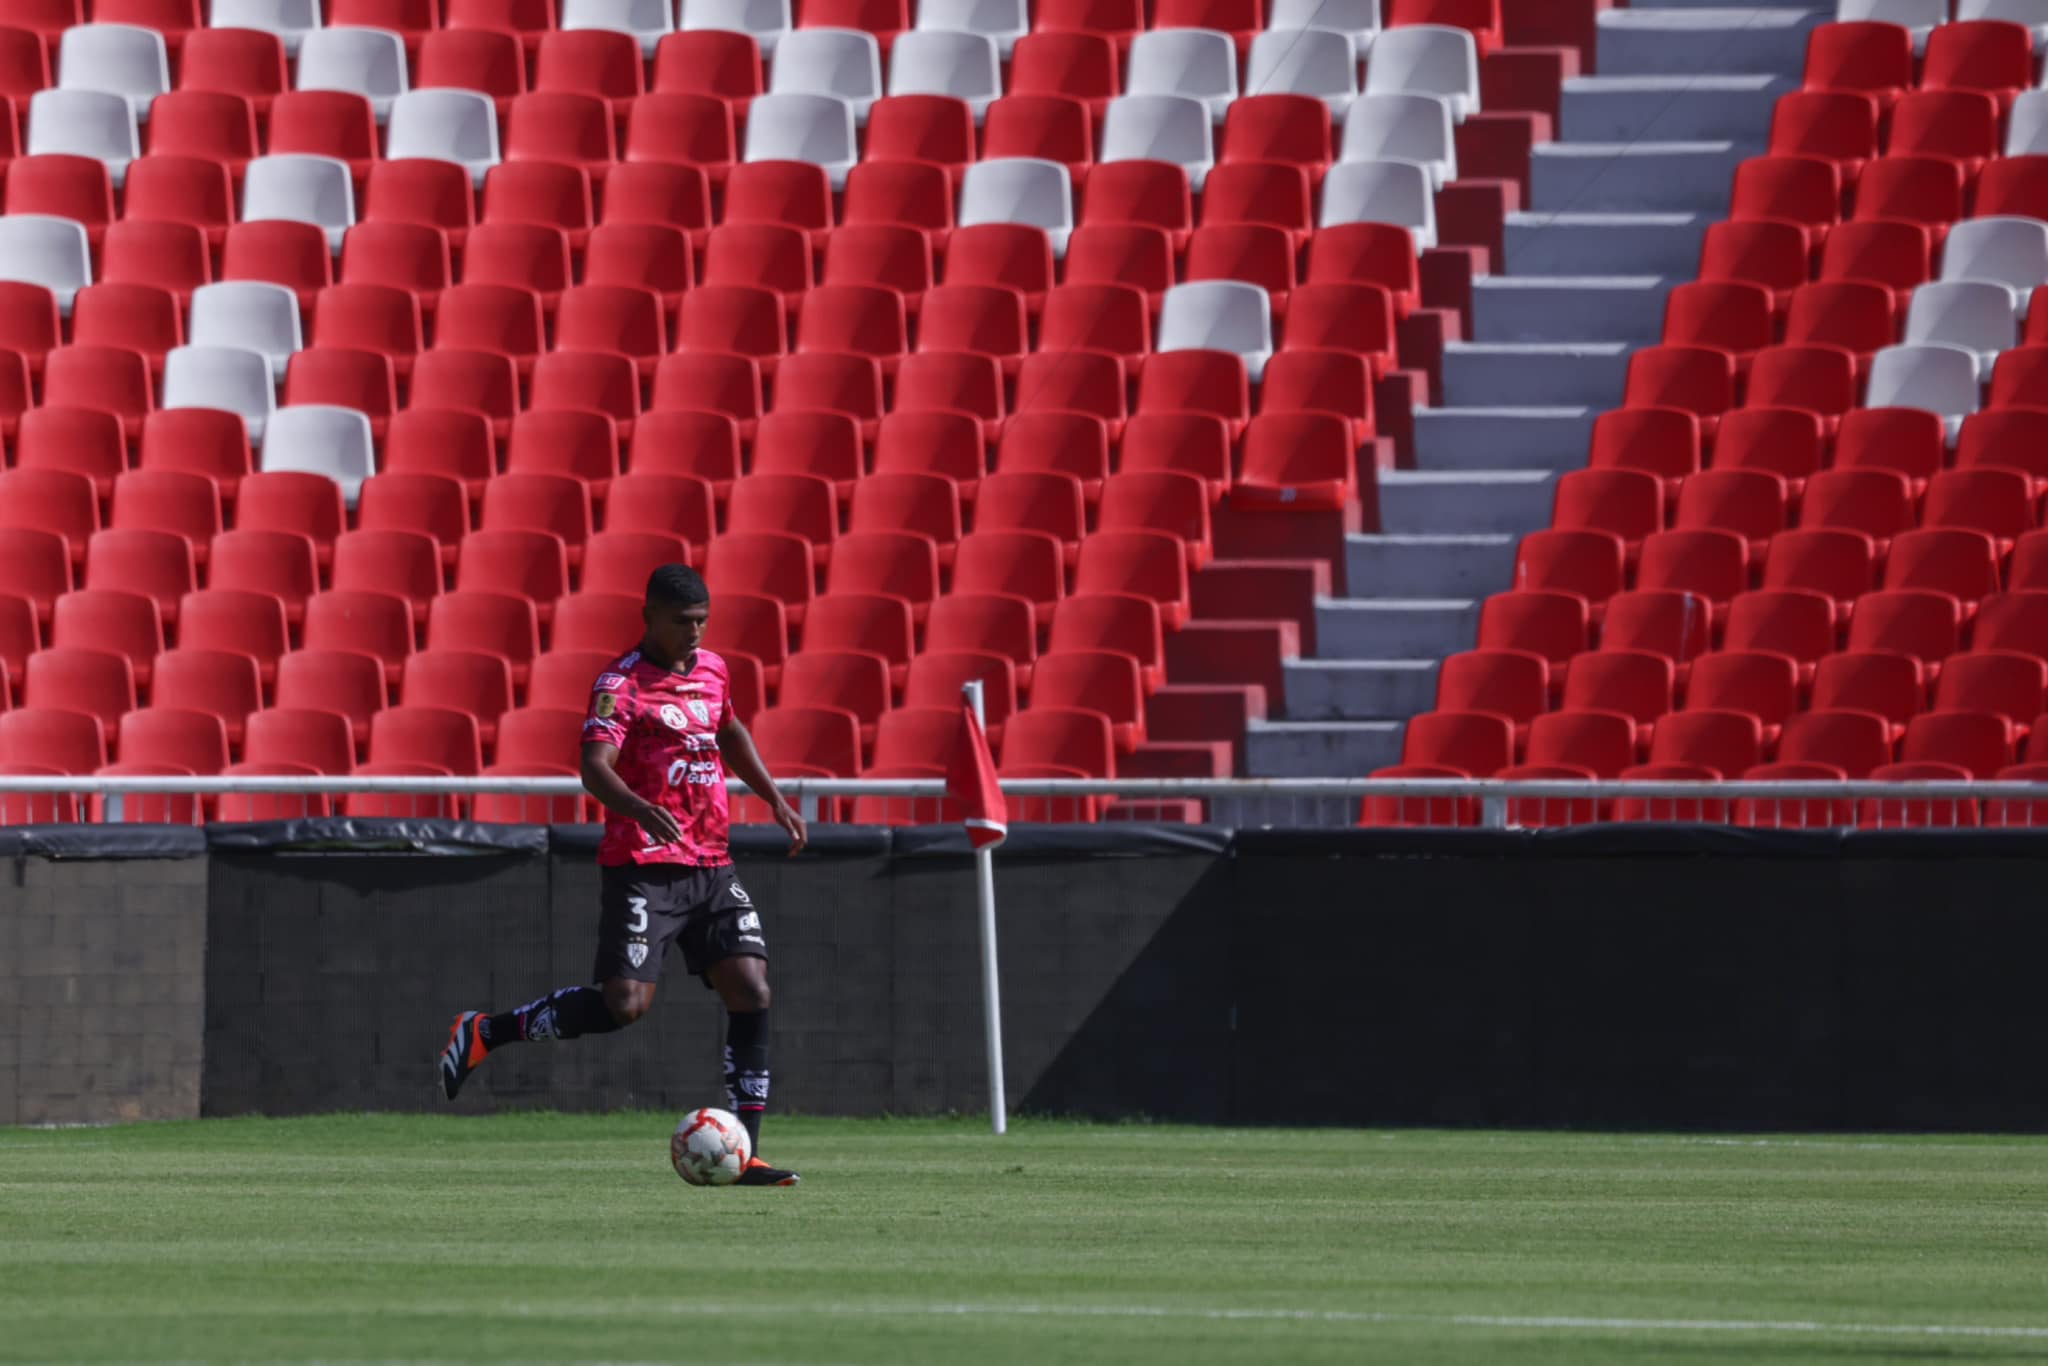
[671, 1107, 751, 1186]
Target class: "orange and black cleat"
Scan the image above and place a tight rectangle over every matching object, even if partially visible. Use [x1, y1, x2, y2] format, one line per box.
[438, 1010, 489, 1101]
[735, 1155, 801, 1186]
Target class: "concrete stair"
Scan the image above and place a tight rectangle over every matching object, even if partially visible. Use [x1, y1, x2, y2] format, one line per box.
[1244, 0, 1823, 785]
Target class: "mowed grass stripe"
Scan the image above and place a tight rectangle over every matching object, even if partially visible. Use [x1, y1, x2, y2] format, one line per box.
[3, 1115, 2046, 1365]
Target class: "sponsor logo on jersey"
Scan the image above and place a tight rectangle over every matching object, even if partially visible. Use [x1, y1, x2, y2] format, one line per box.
[660, 703, 689, 731]
[594, 692, 617, 719]
[687, 699, 712, 726]
[736, 910, 761, 932]
[595, 672, 627, 691]
[728, 882, 752, 905]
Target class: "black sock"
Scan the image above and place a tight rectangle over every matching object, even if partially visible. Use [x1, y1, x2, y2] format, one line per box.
[723, 1008, 770, 1152]
[482, 986, 624, 1047]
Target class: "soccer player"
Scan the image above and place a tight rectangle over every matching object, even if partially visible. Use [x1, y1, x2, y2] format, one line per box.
[437, 564, 808, 1187]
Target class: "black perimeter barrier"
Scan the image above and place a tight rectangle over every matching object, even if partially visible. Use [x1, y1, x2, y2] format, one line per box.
[5, 821, 2048, 1131]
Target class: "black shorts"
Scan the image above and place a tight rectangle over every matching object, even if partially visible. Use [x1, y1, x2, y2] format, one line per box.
[594, 863, 768, 986]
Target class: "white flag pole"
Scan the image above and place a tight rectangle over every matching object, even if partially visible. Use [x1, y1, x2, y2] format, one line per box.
[964, 678, 1008, 1136]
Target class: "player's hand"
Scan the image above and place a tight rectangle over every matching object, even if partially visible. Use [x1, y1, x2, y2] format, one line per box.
[632, 799, 684, 848]
[772, 800, 808, 856]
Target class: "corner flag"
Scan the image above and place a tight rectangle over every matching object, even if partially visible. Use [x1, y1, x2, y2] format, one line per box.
[948, 702, 1008, 851]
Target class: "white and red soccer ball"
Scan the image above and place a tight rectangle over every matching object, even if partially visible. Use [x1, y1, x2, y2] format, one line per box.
[670, 1107, 751, 1186]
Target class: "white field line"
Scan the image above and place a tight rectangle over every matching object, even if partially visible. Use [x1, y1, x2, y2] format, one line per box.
[507, 1300, 2048, 1341]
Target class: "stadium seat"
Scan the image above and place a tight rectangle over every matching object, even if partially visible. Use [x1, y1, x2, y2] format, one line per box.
[1511, 530, 1625, 612]
[1435, 648, 1546, 744]
[1562, 650, 1674, 737]
[14, 407, 128, 502]
[1636, 530, 1747, 618]
[150, 649, 262, 751]
[331, 528, 443, 623]
[1848, 590, 1964, 679]
[1885, 528, 2002, 607]
[1646, 709, 1762, 779]
[0, 707, 107, 774]
[1599, 591, 1712, 677]
[1475, 590, 1588, 681]
[23, 646, 136, 734]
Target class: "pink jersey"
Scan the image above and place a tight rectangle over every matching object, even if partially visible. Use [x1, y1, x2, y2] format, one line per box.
[581, 648, 736, 867]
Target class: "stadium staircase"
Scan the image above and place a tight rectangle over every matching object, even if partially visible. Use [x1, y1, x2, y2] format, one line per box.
[1262, 0, 1821, 777]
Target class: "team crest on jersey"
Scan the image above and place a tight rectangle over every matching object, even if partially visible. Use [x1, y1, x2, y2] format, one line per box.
[660, 703, 689, 731]
[595, 672, 627, 691]
[687, 699, 712, 726]
[626, 942, 649, 968]
[594, 693, 617, 719]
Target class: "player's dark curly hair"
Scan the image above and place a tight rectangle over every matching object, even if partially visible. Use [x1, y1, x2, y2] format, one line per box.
[646, 563, 710, 608]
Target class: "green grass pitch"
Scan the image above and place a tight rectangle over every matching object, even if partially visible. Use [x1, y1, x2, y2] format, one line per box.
[3, 1114, 2046, 1364]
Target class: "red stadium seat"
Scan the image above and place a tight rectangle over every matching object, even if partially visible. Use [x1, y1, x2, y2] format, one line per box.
[651, 29, 763, 107]
[477, 471, 592, 560]
[1729, 155, 1839, 249]
[1811, 650, 1923, 744]
[100, 220, 211, 306]
[1663, 281, 1773, 360]
[339, 222, 453, 309]
[580, 531, 690, 599]
[1673, 469, 1786, 561]
[723, 160, 834, 244]
[1550, 469, 1661, 558]
[221, 221, 332, 315]
[1636, 530, 1747, 616]
[406, 350, 520, 437]
[1957, 409, 2048, 487]
[1600, 591, 1712, 675]
[1783, 281, 1894, 359]
[1759, 529, 1876, 621]
[1622, 345, 1734, 437]
[626, 411, 741, 494]
[0, 595, 37, 697]
[1833, 407, 1945, 495]
[14, 408, 127, 503]
[417, 28, 526, 114]
[179, 589, 287, 687]
[364, 158, 477, 249]
[43, 346, 152, 440]
[1523, 710, 1635, 780]
[923, 599, 1038, 700]
[1888, 89, 1999, 177]
[1686, 651, 1800, 747]
[1847, 590, 1963, 679]
[332, 528, 443, 624]
[368, 705, 483, 776]
[974, 472, 1086, 561]
[1802, 469, 1914, 552]
[268, 91, 378, 180]
[505, 409, 621, 492]
[1511, 529, 1625, 610]
[0, 708, 107, 774]
[535, 28, 643, 114]
[49, 588, 159, 691]
[1922, 20, 2031, 106]
[109, 470, 220, 563]
[402, 650, 515, 747]
[549, 592, 644, 654]
[1885, 528, 2000, 608]
[1723, 589, 1836, 685]
[1973, 592, 2048, 660]
[1819, 220, 1932, 308]
[1853, 156, 1965, 230]
[1746, 345, 1859, 423]
[357, 471, 471, 565]
[1923, 470, 2035, 554]
[424, 591, 540, 687]
[1779, 708, 1894, 778]
[752, 705, 863, 776]
[1936, 653, 2046, 728]
[1475, 590, 1588, 680]
[1647, 709, 1762, 778]
[454, 529, 571, 618]
[893, 350, 1006, 435]
[1768, 90, 1878, 182]
[85, 528, 192, 626]
[602, 474, 718, 553]
[1802, 22, 1911, 108]
[151, 648, 261, 750]
[1401, 710, 1512, 777]
[23, 645, 135, 734]
[1562, 650, 1673, 734]
[1589, 407, 1702, 489]
[953, 530, 1064, 627]
[0, 285, 61, 380]
[705, 533, 814, 627]
[1436, 649, 1546, 743]
[863, 96, 973, 182]
[1712, 407, 1824, 492]
[503, 92, 615, 183]
[118, 707, 227, 776]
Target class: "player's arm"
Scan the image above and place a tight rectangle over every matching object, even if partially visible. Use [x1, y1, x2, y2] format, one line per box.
[581, 741, 684, 847]
[716, 716, 809, 855]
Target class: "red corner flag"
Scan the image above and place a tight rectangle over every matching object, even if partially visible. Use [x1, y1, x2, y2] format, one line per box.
[948, 703, 1008, 850]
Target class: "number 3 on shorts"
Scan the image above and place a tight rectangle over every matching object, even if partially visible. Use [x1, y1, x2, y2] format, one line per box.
[625, 895, 649, 934]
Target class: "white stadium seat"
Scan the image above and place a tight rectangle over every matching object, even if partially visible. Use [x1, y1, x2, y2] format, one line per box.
[1941, 217, 2048, 318]
[242, 155, 358, 253]
[916, 0, 1028, 59]
[263, 406, 379, 507]
[190, 282, 304, 384]
[681, 0, 795, 56]
[563, 0, 676, 57]
[1158, 281, 1275, 381]
[26, 89, 139, 187]
[2007, 91, 2048, 156]
[58, 25, 170, 123]
[212, 0, 324, 56]
[1243, 28, 1358, 116]
[743, 93, 860, 189]
[385, 89, 501, 188]
[1341, 92, 1457, 190]
[1100, 94, 1215, 192]
[0, 216, 93, 315]
[1363, 24, 1479, 123]
[1125, 29, 1238, 124]
[1902, 281, 2018, 383]
[1838, 0, 1947, 53]
[769, 28, 884, 126]
[959, 158, 1075, 256]
[888, 30, 1003, 120]
[163, 346, 278, 444]
[296, 27, 410, 123]
[1866, 343, 1982, 442]
[1319, 158, 1437, 250]
[1268, 0, 1381, 58]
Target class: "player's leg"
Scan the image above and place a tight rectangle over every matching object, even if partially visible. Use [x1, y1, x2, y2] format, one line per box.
[438, 870, 675, 1100]
[683, 872, 798, 1185]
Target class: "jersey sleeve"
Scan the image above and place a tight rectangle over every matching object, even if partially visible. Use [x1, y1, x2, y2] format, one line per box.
[582, 670, 636, 747]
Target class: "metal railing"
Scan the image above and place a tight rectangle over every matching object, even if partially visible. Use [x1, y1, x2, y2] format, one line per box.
[4, 773, 2048, 830]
